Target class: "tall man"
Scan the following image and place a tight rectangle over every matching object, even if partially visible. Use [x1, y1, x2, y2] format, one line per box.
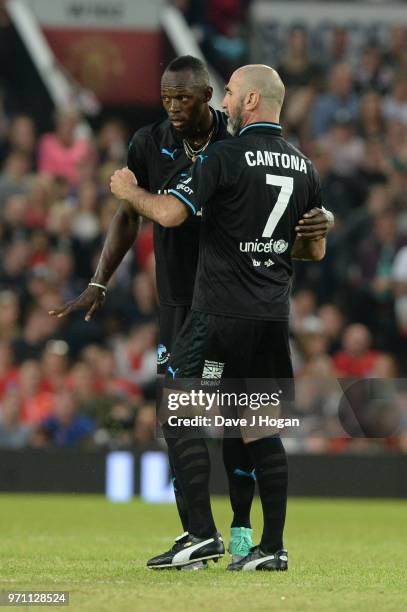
[110, 64, 328, 571]
[51, 56, 332, 563]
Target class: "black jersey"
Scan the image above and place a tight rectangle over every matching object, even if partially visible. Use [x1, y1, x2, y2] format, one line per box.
[170, 123, 322, 321]
[127, 108, 228, 306]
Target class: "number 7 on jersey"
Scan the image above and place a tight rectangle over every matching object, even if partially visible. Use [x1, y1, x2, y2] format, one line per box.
[262, 174, 294, 238]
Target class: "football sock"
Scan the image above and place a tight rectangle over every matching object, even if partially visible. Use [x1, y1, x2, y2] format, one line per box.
[222, 437, 255, 528]
[246, 435, 288, 553]
[167, 447, 189, 532]
[163, 423, 217, 539]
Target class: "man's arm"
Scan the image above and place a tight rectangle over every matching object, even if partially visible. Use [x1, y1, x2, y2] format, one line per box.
[291, 207, 334, 261]
[291, 236, 326, 261]
[110, 168, 188, 227]
[49, 130, 151, 321]
[49, 202, 140, 321]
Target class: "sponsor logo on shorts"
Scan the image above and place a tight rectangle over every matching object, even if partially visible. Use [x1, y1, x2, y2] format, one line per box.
[202, 360, 225, 379]
[157, 344, 170, 365]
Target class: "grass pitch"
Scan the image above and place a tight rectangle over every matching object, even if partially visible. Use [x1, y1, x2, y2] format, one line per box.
[0, 495, 405, 612]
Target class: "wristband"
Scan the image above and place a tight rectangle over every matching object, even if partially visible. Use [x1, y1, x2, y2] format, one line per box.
[89, 282, 107, 293]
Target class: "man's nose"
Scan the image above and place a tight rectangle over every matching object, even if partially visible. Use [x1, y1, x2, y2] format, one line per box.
[169, 99, 181, 112]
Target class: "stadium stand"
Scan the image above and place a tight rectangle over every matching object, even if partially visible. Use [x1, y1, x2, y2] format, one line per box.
[0, 2, 406, 453]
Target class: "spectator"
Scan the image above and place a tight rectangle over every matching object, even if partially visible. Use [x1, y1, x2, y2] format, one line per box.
[326, 26, 352, 68]
[41, 339, 70, 392]
[333, 324, 382, 377]
[5, 115, 37, 168]
[356, 209, 406, 302]
[0, 150, 32, 208]
[12, 307, 61, 363]
[354, 45, 392, 95]
[358, 91, 385, 139]
[277, 27, 322, 89]
[92, 347, 141, 400]
[37, 108, 94, 187]
[18, 359, 55, 425]
[391, 245, 407, 337]
[311, 63, 359, 138]
[113, 323, 157, 389]
[319, 111, 365, 177]
[100, 401, 137, 449]
[40, 388, 95, 448]
[0, 240, 30, 294]
[97, 118, 127, 164]
[0, 339, 17, 397]
[0, 290, 20, 341]
[0, 388, 31, 449]
[71, 180, 101, 242]
[383, 76, 407, 125]
[133, 403, 156, 446]
[318, 304, 346, 354]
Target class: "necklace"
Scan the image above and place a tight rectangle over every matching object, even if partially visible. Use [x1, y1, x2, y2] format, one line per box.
[183, 126, 214, 162]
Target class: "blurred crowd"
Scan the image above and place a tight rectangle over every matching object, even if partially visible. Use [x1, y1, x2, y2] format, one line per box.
[172, 0, 251, 78]
[0, 109, 159, 451]
[0, 17, 406, 453]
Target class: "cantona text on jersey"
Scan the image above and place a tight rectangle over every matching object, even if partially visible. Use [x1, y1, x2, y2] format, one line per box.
[245, 151, 307, 173]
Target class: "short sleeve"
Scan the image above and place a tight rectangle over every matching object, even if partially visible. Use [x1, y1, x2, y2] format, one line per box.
[127, 128, 150, 190]
[309, 163, 323, 210]
[168, 151, 221, 216]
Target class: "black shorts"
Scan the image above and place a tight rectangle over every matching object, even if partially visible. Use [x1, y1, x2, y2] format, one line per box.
[157, 304, 191, 375]
[166, 310, 293, 380]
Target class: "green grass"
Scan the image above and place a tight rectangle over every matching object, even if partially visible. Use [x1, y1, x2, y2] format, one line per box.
[0, 495, 406, 611]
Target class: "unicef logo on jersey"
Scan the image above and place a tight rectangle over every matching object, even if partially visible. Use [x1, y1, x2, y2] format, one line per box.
[273, 240, 288, 254]
[157, 344, 170, 365]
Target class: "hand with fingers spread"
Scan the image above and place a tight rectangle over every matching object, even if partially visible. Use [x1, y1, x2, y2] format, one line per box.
[48, 283, 107, 322]
[295, 207, 334, 241]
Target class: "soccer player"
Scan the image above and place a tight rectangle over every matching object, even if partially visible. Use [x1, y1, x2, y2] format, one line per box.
[51, 56, 332, 565]
[110, 64, 328, 570]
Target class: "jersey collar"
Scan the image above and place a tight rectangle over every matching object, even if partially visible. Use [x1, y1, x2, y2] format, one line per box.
[238, 122, 282, 136]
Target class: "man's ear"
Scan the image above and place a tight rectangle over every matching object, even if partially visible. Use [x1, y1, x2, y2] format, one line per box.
[205, 86, 213, 102]
[246, 90, 260, 110]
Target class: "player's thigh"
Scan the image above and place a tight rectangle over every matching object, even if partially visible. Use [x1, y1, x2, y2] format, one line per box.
[250, 320, 293, 378]
[166, 312, 252, 379]
[247, 320, 294, 405]
[157, 304, 190, 375]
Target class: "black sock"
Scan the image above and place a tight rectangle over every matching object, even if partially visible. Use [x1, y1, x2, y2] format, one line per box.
[223, 437, 255, 528]
[246, 436, 287, 553]
[167, 446, 189, 532]
[163, 423, 216, 539]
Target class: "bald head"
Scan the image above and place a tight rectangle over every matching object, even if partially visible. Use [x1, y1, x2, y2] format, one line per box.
[232, 65, 285, 110]
[223, 64, 285, 135]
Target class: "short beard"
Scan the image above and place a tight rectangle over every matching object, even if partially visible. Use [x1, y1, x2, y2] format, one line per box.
[227, 102, 244, 136]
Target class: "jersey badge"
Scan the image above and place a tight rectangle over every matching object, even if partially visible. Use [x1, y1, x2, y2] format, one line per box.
[157, 344, 170, 365]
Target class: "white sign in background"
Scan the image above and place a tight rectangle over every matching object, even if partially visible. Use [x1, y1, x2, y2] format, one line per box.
[28, 0, 164, 29]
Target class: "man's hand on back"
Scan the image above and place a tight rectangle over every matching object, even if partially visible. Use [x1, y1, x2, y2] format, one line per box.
[295, 207, 334, 241]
